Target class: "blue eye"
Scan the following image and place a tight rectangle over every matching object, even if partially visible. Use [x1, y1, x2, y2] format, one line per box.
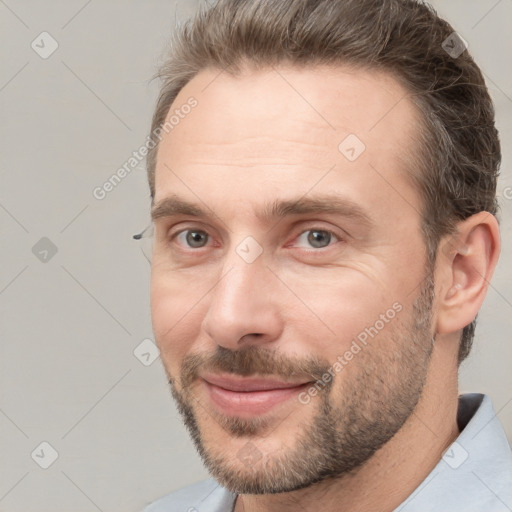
[295, 229, 339, 249]
[176, 230, 210, 248]
[172, 227, 340, 251]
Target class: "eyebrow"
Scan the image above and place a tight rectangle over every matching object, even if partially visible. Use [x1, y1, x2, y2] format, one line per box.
[151, 194, 373, 227]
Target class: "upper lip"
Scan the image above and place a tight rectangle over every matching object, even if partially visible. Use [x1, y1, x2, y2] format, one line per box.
[201, 373, 311, 392]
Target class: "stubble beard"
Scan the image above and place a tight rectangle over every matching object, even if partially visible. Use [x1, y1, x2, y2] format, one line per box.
[166, 272, 436, 494]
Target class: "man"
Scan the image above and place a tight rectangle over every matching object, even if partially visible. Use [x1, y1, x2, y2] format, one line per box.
[139, 0, 512, 510]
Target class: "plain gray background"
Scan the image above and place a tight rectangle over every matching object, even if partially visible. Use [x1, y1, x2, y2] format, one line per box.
[1, 1, 511, 511]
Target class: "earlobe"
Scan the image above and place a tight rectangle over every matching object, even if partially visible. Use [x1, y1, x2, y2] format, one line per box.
[435, 212, 500, 335]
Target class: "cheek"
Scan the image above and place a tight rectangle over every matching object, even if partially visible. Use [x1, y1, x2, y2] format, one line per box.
[279, 265, 412, 369]
[150, 275, 205, 370]
[150, 265, 210, 331]
[280, 267, 389, 337]
[149, 252, 417, 373]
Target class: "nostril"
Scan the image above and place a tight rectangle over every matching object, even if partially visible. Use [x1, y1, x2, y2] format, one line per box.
[241, 333, 264, 341]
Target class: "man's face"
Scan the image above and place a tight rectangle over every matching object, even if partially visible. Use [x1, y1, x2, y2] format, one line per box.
[150, 64, 437, 493]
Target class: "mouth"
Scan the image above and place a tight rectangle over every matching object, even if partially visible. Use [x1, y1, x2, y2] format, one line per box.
[201, 373, 312, 417]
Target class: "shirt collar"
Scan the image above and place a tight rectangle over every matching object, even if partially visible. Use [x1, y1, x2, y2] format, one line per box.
[395, 393, 512, 511]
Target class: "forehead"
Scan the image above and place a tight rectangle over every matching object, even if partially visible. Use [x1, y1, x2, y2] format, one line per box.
[154, 64, 422, 221]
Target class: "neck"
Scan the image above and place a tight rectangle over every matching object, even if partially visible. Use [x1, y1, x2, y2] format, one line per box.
[234, 339, 460, 512]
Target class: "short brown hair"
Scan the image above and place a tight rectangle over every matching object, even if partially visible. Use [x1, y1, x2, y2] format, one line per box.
[146, 0, 501, 364]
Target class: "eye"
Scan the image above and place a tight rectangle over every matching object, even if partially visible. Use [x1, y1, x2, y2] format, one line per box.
[169, 226, 341, 252]
[175, 229, 210, 249]
[294, 229, 340, 249]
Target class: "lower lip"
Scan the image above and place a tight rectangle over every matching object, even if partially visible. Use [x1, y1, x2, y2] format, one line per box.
[203, 380, 310, 417]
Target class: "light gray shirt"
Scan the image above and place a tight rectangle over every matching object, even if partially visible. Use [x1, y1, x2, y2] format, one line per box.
[143, 393, 512, 511]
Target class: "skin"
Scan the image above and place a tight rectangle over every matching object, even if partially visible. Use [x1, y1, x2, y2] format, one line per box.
[150, 63, 500, 512]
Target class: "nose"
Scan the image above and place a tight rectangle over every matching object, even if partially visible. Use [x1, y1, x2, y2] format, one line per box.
[201, 254, 283, 350]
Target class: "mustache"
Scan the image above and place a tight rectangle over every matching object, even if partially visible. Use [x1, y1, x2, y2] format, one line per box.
[179, 345, 332, 389]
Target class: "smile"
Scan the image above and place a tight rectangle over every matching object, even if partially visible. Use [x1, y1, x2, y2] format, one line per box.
[201, 374, 312, 417]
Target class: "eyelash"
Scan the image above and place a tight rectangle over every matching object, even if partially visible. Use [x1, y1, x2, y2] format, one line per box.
[168, 225, 343, 253]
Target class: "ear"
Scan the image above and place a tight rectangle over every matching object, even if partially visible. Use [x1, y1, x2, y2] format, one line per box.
[435, 212, 500, 335]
